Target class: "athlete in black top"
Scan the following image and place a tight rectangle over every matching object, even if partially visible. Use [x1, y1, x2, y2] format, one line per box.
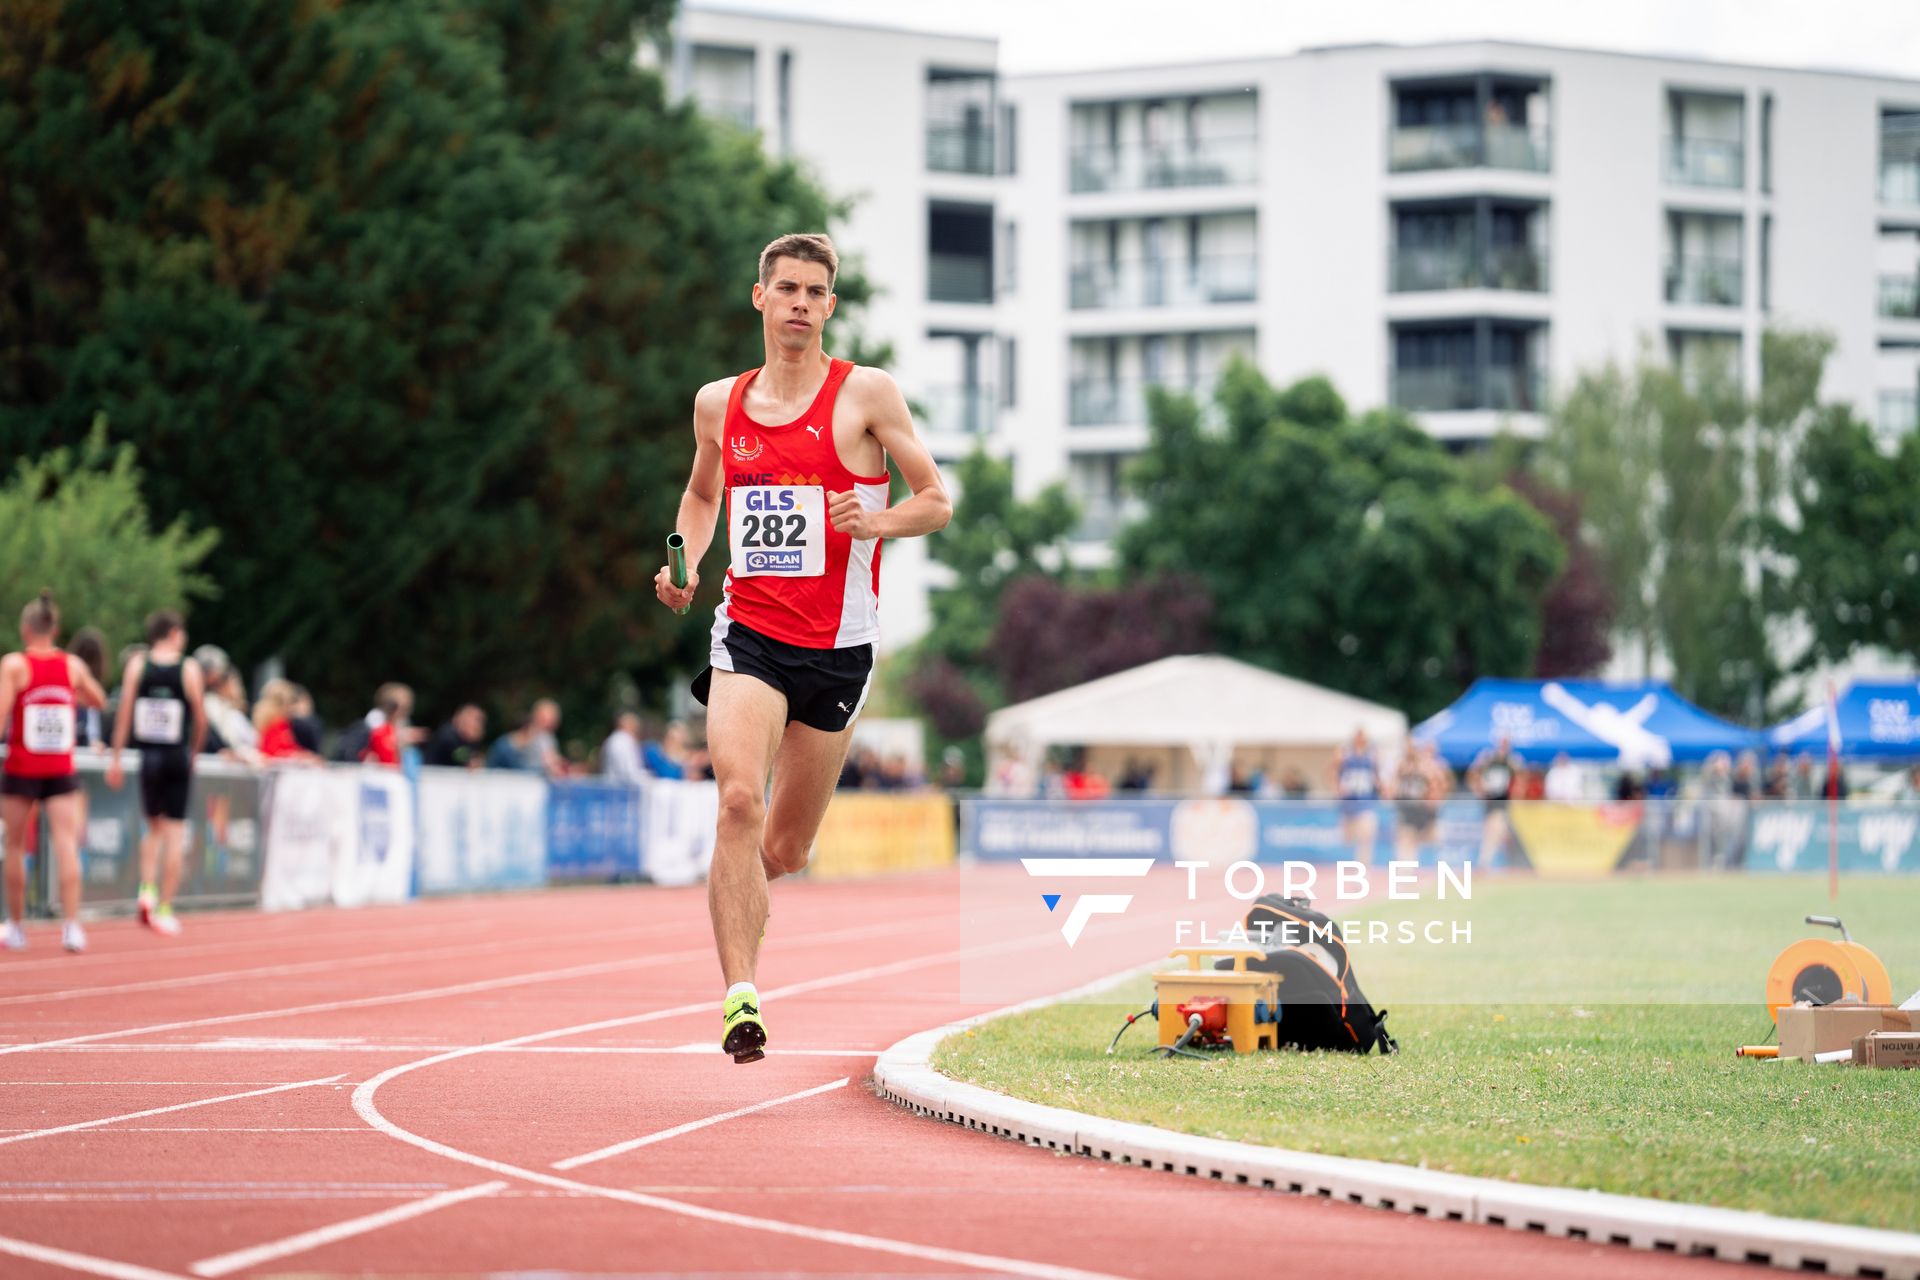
[107, 611, 206, 935]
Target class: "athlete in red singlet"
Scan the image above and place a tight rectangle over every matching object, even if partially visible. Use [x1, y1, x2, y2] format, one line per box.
[1, 591, 108, 952]
[655, 233, 951, 1063]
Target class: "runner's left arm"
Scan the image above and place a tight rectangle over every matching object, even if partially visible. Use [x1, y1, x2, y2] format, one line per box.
[183, 658, 208, 759]
[829, 370, 950, 541]
[68, 653, 106, 710]
[0, 655, 19, 738]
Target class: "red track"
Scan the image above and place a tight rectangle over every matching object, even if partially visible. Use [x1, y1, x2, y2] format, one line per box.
[0, 872, 1748, 1279]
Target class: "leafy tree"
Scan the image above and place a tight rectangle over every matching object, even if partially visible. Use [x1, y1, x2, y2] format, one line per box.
[921, 447, 1078, 670]
[0, 419, 218, 646]
[1504, 471, 1614, 677]
[1540, 329, 1832, 717]
[989, 574, 1212, 704]
[0, 0, 873, 724]
[1120, 359, 1561, 719]
[1771, 406, 1920, 665]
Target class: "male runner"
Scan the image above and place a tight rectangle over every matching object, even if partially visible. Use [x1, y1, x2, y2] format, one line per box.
[1469, 734, 1520, 868]
[1331, 728, 1381, 865]
[106, 610, 207, 935]
[654, 233, 950, 1063]
[1, 591, 107, 952]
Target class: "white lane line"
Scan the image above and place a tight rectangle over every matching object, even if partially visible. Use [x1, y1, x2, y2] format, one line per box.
[0, 913, 943, 1057]
[349, 933, 1129, 1280]
[0, 918, 474, 974]
[0, 1229, 194, 1280]
[0, 921, 675, 1007]
[0, 1076, 344, 1149]
[187, 1180, 510, 1278]
[0, 1042, 882, 1056]
[0, 1127, 372, 1134]
[554, 1078, 850, 1170]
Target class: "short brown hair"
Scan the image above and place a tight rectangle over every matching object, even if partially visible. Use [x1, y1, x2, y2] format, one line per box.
[758, 233, 838, 289]
[145, 609, 184, 644]
[21, 589, 57, 638]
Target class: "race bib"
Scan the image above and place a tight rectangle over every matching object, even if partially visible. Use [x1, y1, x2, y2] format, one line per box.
[729, 485, 826, 577]
[1340, 766, 1376, 797]
[135, 696, 185, 745]
[23, 703, 75, 754]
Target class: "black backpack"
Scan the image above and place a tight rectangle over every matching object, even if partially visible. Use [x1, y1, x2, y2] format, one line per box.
[1227, 894, 1397, 1055]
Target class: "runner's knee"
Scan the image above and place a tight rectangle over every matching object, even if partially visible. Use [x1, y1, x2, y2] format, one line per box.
[763, 831, 812, 876]
[717, 780, 765, 831]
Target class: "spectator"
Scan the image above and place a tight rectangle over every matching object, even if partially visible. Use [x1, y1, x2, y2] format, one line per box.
[195, 646, 258, 755]
[937, 746, 967, 790]
[645, 719, 696, 780]
[1903, 764, 1920, 804]
[489, 699, 564, 775]
[288, 685, 325, 755]
[986, 745, 1036, 797]
[1280, 767, 1311, 800]
[423, 704, 487, 769]
[1117, 758, 1155, 792]
[1060, 748, 1109, 801]
[253, 679, 318, 762]
[1762, 754, 1792, 800]
[601, 712, 646, 784]
[68, 627, 109, 752]
[1790, 753, 1819, 800]
[1227, 763, 1257, 794]
[1543, 753, 1586, 803]
[1730, 750, 1760, 801]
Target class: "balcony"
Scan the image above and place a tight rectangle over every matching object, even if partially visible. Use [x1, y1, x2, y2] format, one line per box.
[1884, 159, 1920, 206]
[1665, 255, 1744, 307]
[1069, 135, 1257, 194]
[1390, 244, 1548, 293]
[920, 384, 996, 435]
[1070, 254, 1258, 309]
[1392, 364, 1545, 413]
[1068, 377, 1210, 426]
[928, 124, 995, 176]
[1666, 137, 1744, 189]
[1388, 122, 1549, 174]
[1880, 274, 1920, 320]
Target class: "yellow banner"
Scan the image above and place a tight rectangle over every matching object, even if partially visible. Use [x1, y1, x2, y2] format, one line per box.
[1508, 800, 1643, 877]
[809, 793, 957, 880]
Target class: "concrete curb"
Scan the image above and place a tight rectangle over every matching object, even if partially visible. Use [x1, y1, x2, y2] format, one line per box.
[873, 984, 1920, 1280]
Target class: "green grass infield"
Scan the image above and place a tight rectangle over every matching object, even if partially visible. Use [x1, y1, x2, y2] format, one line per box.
[933, 875, 1920, 1232]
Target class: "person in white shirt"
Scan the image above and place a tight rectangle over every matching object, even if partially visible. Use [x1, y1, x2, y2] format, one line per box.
[601, 712, 646, 784]
[1543, 752, 1587, 803]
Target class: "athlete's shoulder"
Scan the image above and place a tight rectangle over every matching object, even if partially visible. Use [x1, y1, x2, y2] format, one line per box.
[841, 363, 900, 397]
[694, 376, 738, 412]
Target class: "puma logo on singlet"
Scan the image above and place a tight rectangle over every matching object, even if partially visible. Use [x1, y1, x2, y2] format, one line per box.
[804, 423, 825, 441]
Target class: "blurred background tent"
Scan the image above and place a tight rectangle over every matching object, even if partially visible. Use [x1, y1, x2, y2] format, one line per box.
[1768, 680, 1920, 760]
[1413, 679, 1760, 769]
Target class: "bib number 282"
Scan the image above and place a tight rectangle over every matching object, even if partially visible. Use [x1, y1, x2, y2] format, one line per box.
[730, 486, 825, 577]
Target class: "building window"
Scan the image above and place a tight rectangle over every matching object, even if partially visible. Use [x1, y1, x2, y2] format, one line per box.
[1667, 330, 1742, 395]
[999, 102, 1017, 176]
[1000, 337, 1017, 409]
[688, 45, 756, 131]
[1665, 211, 1744, 306]
[1761, 93, 1774, 195]
[1665, 89, 1744, 189]
[923, 331, 995, 435]
[1068, 212, 1258, 309]
[1068, 91, 1258, 193]
[777, 49, 792, 156]
[1389, 198, 1549, 293]
[1881, 107, 1920, 205]
[927, 68, 996, 175]
[1389, 319, 1547, 413]
[1388, 74, 1551, 173]
[928, 203, 993, 304]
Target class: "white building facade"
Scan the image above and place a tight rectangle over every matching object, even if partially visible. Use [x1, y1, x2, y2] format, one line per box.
[663, 12, 1920, 651]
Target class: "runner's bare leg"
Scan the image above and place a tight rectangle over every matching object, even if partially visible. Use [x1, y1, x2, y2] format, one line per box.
[705, 670, 788, 985]
[762, 720, 860, 880]
[1, 795, 30, 922]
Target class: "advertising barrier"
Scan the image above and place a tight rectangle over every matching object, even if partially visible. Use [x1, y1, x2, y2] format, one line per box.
[260, 765, 415, 911]
[641, 779, 718, 886]
[416, 767, 549, 893]
[72, 757, 266, 911]
[546, 780, 643, 883]
[810, 792, 956, 879]
[1746, 801, 1920, 874]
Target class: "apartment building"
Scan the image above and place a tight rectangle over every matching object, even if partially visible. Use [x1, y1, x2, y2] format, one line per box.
[662, 10, 1920, 647]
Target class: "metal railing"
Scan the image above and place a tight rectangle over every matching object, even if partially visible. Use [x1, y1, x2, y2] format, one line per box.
[920, 384, 996, 435]
[1069, 134, 1258, 193]
[1391, 365, 1545, 413]
[1665, 137, 1744, 188]
[1067, 377, 1212, 427]
[927, 124, 995, 175]
[1069, 254, 1258, 309]
[1388, 121, 1550, 173]
[1389, 244, 1548, 293]
[928, 253, 993, 304]
[1879, 274, 1920, 320]
[1665, 255, 1744, 307]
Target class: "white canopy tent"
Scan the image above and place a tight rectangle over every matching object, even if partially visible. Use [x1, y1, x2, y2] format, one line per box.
[984, 654, 1408, 794]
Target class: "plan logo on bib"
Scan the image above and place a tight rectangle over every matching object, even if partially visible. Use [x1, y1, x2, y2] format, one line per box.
[1021, 857, 1154, 946]
[730, 434, 764, 462]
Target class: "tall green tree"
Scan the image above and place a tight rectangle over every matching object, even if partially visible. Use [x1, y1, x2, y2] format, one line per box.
[1119, 360, 1561, 719]
[1771, 406, 1920, 666]
[0, 0, 871, 722]
[0, 420, 218, 647]
[1540, 329, 1833, 718]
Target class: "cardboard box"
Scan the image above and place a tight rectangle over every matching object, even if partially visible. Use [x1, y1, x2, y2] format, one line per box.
[1776, 1002, 1919, 1062]
[1852, 1031, 1920, 1069]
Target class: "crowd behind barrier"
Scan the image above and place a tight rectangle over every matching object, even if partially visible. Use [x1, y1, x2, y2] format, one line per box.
[11, 765, 1919, 918]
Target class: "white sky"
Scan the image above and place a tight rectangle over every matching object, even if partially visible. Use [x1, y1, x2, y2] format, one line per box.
[689, 0, 1920, 79]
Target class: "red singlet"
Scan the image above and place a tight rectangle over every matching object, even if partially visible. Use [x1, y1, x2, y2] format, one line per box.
[5, 651, 77, 779]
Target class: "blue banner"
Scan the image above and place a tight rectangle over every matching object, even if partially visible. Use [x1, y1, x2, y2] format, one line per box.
[547, 780, 642, 882]
[1745, 801, 1920, 873]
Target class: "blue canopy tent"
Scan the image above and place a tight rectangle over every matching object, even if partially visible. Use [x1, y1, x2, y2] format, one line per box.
[1767, 680, 1920, 761]
[1412, 678, 1761, 768]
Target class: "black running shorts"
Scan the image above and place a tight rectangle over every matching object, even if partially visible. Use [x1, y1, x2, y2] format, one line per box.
[692, 618, 874, 733]
[0, 773, 78, 802]
[139, 751, 193, 821]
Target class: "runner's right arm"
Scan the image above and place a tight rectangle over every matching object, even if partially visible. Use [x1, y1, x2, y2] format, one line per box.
[656, 379, 731, 612]
[183, 658, 208, 760]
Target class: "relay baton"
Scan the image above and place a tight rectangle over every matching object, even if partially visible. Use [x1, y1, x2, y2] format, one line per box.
[668, 534, 689, 615]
